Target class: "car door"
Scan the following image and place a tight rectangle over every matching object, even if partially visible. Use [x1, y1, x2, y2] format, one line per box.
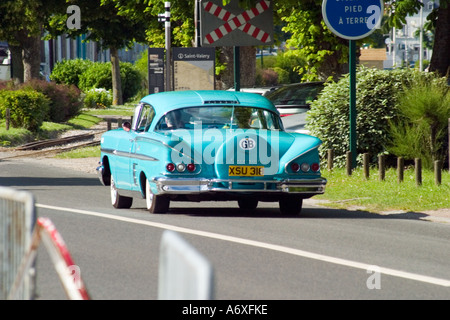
[129, 103, 155, 192]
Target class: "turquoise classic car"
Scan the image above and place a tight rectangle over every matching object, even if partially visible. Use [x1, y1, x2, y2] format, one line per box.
[97, 90, 326, 214]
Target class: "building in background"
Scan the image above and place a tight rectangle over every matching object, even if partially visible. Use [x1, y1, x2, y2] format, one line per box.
[40, 34, 148, 80]
[384, 0, 438, 70]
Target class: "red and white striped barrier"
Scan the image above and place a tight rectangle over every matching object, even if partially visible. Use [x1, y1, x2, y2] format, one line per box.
[8, 217, 90, 300]
[203, 0, 271, 45]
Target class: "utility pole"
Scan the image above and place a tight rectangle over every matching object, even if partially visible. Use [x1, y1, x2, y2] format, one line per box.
[159, 2, 171, 91]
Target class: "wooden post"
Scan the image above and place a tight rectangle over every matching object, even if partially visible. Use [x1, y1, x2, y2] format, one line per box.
[397, 157, 404, 183]
[327, 149, 334, 171]
[107, 119, 112, 131]
[415, 158, 422, 186]
[346, 151, 352, 176]
[118, 117, 122, 128]
[363, 153, 370, 180]
[378, 154, 385, 181]
[435, 160, 442, 186]
[5, 108, 10, 131]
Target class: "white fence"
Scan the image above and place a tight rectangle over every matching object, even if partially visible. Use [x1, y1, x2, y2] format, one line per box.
[158, 230, 214, 300]
[1, 187, 213, 300]
[0, 187, 36, 300]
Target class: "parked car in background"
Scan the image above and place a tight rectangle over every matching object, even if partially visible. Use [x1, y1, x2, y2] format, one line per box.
[97, 90, 326, 215]
[227, 87, 278, 95]
[264, 81, 324, 116]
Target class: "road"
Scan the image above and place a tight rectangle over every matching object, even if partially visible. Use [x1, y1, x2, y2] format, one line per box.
[1, 156, 449, 300]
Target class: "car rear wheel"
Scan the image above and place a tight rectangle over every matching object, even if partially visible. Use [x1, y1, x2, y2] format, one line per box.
[110, 175, 133, 209]
[146, 179, 169, 213]
[238, 199, 258, 211]
[279, 198, 302, 215]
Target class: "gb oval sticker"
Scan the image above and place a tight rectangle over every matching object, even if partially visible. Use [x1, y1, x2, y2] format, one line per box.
[239, 137, 256, 150]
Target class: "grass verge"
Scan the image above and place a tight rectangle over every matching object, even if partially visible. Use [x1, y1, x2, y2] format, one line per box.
[55, 146, 101, 159]
[314, 167, 450, 213]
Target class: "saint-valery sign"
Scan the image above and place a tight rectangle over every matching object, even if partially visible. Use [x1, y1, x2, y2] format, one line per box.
[322, 0, 383, 40]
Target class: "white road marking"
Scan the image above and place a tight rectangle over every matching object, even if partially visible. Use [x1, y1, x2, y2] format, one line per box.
[37, 203, 450, 287]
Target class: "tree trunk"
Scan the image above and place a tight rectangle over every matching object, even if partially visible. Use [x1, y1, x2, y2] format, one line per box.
[217, 46, 256, 89]
[19, 30, 41, 82]
[429, 5, 450, 77]
[110, 47, 123, 105]
[9, 44, 24, 83]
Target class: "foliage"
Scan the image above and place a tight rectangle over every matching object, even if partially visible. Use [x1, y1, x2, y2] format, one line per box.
[0, 89, 49, 131]
[50, 59, 94, 87]
[387, 77, 450, 169]
[278, 0, 349, 81]
[306, 67, 442, 168]
[83, 88, 113, 109]
[20, 80, 83, 123]
[77, 61, 142, 102]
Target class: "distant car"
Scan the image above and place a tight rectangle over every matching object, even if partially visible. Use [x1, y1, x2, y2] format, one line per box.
[227, 87, 278, 95]
[264, 81, 324, 116]
[97, 90, 326, 215]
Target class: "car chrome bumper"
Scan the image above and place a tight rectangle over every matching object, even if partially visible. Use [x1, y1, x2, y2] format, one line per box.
[152, 177, 326, 195]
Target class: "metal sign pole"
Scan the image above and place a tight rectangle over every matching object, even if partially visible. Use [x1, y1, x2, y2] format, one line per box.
[234, 46, 240, 92]
[322, 0, 383, 170]
[165, 2, 171, 92]
[349, 40, 357, 168]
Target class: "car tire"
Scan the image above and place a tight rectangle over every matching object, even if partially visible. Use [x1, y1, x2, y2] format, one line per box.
[238, 199, 258, 211]
[110, 175, 133, 209]
[279, 198, 302, 215]
[146, 179, 169, 213]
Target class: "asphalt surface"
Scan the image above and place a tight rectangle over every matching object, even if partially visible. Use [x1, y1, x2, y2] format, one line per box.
[1, 156, 449, 300]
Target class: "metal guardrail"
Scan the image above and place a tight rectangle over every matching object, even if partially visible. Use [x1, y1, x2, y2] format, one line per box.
[7, 217, 90, 300]
[2, 187, 212, 300]
[0, 187, 36, 300]
[158, 230, 214, 299]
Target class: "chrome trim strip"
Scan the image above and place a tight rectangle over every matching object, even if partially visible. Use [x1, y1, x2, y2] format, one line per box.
[101, 147, 158, 161]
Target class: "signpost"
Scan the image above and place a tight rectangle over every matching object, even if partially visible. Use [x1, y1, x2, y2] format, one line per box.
[322, 0, 383, 168]
[148, 48, 165, 94]
[200, 0, 274, 91]
[173, 47, 215, 90]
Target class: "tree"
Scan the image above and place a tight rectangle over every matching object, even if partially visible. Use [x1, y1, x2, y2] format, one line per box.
[235, 0, 449, 81]
[0, 0, 63, 82]
[423, 1, 449, 77]
[46, 0, 148, 105]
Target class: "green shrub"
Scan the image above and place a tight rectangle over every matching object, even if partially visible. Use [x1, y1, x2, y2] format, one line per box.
[0, 89, 49, 131]
[78, 62, 112, 92]
[20, 80, 83, 123]
[387, 77, 450, 169]
[306, 66, 441, 168]
[119, 62, 143, 102]
[50, 59, 94, 87]
[274, 51, 304, 83]
[83, 88, 113, 109]
[79, 61, 142, 102]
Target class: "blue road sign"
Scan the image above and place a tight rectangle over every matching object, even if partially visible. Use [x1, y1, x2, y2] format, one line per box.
[322, 0, 383, 40]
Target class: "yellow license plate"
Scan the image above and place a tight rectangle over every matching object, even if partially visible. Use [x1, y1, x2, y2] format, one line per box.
[228, 166, 264, 177]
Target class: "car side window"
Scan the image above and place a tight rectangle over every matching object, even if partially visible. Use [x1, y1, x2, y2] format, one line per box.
[136, 104, 155, 132]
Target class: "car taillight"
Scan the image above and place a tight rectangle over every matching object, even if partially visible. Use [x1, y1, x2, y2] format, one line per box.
[166, 163, 175, 172]
[291, 163, 300, 172]
[311, 163, 320, 172]
[187, 163, 196, 172]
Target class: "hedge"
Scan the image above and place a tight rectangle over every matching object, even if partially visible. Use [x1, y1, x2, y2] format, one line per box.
[306, 66, 443, 168]
[0, 89, 50, 131]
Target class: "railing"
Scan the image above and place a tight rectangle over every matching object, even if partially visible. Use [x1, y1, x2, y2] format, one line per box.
[0, 187, 36, 299]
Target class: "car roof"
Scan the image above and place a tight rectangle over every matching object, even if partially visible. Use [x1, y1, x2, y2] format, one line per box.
[140, 90, 279, 115]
